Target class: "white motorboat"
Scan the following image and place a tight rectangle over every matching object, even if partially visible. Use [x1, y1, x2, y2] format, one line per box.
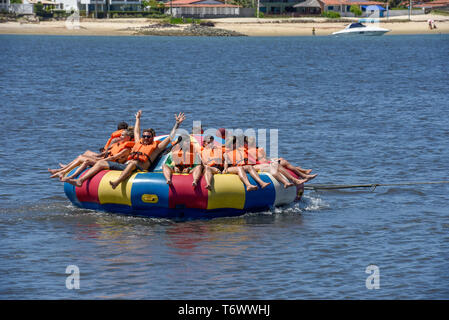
[332, 22, 390, 36]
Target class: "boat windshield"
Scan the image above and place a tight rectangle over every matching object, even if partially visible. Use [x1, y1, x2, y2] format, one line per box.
[348, 23, 366, 28]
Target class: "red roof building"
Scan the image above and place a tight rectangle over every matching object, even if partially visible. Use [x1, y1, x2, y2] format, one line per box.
[414, 0, 449, 8]
[164, 0, 244, 18]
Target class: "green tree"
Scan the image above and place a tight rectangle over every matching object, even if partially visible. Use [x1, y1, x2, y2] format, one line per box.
[10, 0, 23, 3]
[34, 2, 44, 16]
[142, 0, 165, 11]
[230, 0, 254, 8]
[350, 5, 362, 16]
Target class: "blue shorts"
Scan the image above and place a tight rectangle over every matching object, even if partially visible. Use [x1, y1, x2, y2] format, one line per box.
[107, 161, 146, 172]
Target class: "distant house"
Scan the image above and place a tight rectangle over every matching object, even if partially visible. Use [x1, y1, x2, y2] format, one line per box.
[76, 0, 143, 13]
[163, 0, 244, 18]
[0, 0, 10, 11]
[317, 0, 386, 16]
[293, 0, 322, 15]
[259, 0, 302, 15]
[414, 0, 449, 9]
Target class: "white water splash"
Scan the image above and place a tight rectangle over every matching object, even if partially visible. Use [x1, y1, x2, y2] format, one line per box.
[300, 194, 330, 211]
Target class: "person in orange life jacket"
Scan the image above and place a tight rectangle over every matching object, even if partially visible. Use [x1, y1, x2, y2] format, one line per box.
[64, 130, 135, 187]
[48, 121, 128, 179]
[163, 133, 203, 188]
[222, 136, 270, 192]
[245, 136, 317, 184]
[200, 135, 225, 191]
[108, 110, 186, 190]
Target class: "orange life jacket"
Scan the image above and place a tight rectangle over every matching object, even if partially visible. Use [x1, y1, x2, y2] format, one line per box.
[128, 139, 161, 163]
[201, 146, 223, 167]
[225, 147, 247, 167]
[246, 146, 267, 164]
[172, 143, 197, 166]
[104, 129, 126, 151]
[108, 140, 135, 162]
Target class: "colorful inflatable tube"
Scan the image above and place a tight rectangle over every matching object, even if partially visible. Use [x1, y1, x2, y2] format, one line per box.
[64, 135, 304, 219]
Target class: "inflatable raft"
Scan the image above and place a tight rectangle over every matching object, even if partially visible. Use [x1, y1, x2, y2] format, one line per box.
[64, 134, 304, 219]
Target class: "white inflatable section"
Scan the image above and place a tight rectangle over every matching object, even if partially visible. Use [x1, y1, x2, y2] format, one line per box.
[264, 173, 297, 206]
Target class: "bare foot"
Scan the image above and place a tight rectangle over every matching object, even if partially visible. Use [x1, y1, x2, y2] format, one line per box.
[109, 180, 119, 190]
[166, 179, 172, 185]
[66, 178, 83, 187]
[48, 168, 60, 174]
[59, 163, 66, 168]
[303, 169, 313, 174]
[260, 182, 271, 189]
[50, 172, 64, 179]
[205, 184, 212, 191]
[293, 178, 308, 185]
[246, 185, 258, 192]
[306, 174, 318, 181]
[284, 182, 294, 189]
[192, 181, 198, 188]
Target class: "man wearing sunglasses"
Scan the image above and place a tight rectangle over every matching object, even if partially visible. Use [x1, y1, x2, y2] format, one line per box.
[108, 110, 186, 190]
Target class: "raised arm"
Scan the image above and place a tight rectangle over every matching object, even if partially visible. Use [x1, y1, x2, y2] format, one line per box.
[134, 110, 142, 142]
[157, 112, 186, 151]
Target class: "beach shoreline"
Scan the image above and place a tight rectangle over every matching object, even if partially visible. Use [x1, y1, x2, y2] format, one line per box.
[1, 15, 448, 37]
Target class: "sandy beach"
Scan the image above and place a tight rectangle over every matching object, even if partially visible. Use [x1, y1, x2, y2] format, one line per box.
[1, 14, 448, 36]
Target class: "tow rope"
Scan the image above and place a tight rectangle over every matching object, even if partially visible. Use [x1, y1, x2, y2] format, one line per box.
[304, 181, 449, 192]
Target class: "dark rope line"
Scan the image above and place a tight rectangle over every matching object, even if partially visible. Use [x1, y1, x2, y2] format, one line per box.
[304, 181, 449, 191]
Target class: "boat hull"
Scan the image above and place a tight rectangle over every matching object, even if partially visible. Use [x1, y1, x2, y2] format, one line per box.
[64, 169, 304, 220]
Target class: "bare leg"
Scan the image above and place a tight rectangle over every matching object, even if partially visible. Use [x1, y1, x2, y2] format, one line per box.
[272, 171, 294, 188]
[204, 166, 213, 190]
[228, 166, 258, 192]
[163, 164, 174, 185]
[60, 161, 89, 182]
[278, 166, 308, 185]
[204, 166, 220, 191]
[49, 150, 103, 175]
[50, 155, 98, 179]
[191, 165, 203, 188]
[109, 161, 137, 190]
[279, 158, 313, 176]
[278, 161, 317, 180]
[245, 165, 270, 189]
[65, 160, 110, 187]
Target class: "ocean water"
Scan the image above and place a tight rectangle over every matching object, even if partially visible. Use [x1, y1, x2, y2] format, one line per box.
[0, 34, 448, 299]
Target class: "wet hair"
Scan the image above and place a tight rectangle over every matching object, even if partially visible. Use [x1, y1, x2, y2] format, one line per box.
[118, 122, 128, 130]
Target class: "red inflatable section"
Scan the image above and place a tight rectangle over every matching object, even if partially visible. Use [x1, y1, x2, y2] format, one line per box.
[168, 174, 208, 210]
[75, 170, 109, 203]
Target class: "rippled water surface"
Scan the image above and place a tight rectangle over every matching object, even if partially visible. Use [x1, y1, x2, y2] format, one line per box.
[0, 34, 448, 299]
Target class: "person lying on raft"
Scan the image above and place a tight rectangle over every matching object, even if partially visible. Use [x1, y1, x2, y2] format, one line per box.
[200, 135, 225, 191]
[223, 136, 270, 192]
[107, 110, 186, 190]
[244, 136, 317, 185]
[48, 121, 129, 179]
[61, 129, 134, 184]
[163, 134, 203, 188]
